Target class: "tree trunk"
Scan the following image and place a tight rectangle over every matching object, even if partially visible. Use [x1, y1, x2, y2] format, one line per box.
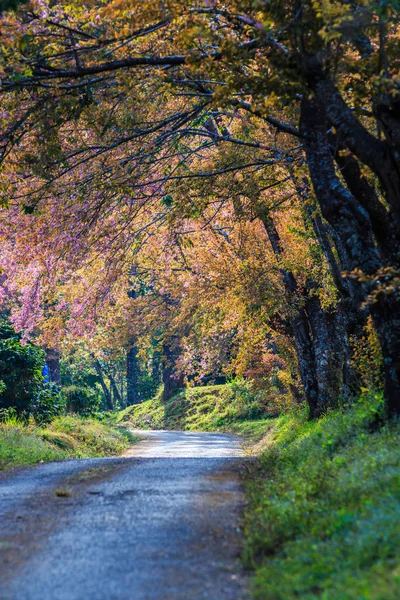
[126, 345, 140, 405]
[310, 76, 400, 230]
[109, 372, 123, 407]
[258, 208, 344, 417]
[92, 357, 113, 411]
[162, 340, 184, 402]
[45, 348, 61, 385]
[300, 96, 400, 417]
[306, 283, 346, 411]
[333, 143, 400, 264]
[297, 185, 360, 396]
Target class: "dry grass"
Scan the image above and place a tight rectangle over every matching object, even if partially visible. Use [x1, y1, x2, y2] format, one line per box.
[0, 414, 138, 471]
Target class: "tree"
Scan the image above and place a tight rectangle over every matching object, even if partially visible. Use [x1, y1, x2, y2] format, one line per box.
[0, 0, 398, 416]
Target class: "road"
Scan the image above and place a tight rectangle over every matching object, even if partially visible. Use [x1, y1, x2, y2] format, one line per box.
[0, 430, 248, 600]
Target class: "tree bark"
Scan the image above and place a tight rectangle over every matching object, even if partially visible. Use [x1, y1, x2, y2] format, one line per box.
[333, 144, 400, 264]
[92, 357, 113, 410]
[109, 372, 123, 407]
[310, 76, 400, 230]
[300, 96, 400, 417]
[126, 345, 140, 405]
[162, 340, 184, 402]
[258, 208, 344, 417]
[45, 348, 61, 385]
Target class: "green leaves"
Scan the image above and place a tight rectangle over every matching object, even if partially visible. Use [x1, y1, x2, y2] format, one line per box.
[0, 0, 29, 15]
[373, 0, 400, 15]
[161, 194, 174, 208]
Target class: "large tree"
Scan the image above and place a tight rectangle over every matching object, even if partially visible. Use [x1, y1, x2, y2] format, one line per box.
[0, 0, 399, 415]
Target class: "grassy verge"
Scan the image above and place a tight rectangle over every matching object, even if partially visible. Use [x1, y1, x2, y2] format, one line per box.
[116, 383, 400, 597]
[116, 382, 275, 435]
[0, 414, 137, 471]
[244, 393, 400, 599]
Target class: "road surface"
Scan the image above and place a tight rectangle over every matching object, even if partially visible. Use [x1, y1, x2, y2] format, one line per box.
[0, 430, 248, 600]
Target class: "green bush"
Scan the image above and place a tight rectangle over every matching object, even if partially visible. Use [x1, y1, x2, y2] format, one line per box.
[0, 321, 66, 424]
[0, 335, 45, 415]
[229, 379, 269, 420]
[64, 384, 100, 416]
[0, 412, 137, 471]
[30, 383, 66, 425]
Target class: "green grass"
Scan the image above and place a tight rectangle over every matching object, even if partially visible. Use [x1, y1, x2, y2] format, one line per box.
[0, 414, 137, 471]
[117, 381, 275, 433]
[244, 393, 400, 600]
[117, 382, 400, 597]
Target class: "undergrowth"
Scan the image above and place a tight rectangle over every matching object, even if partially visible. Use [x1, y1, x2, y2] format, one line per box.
[116, 381, 275, 434]
[245, 393, 400, 600]
[0, 413, 136, 471]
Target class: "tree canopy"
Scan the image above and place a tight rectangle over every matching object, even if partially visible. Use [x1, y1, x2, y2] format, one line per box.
[0, 0, 399, 417]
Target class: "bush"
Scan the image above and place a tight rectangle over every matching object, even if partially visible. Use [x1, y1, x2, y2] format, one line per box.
[0, 412, 137, 471]
[30, 383, 66, 425]
[0, 321, 66, 424]
[229, 379, 271, 420]
[64, 384, 100, 416]
[43, 414, 136, 457]
[0, 335, 45, 415]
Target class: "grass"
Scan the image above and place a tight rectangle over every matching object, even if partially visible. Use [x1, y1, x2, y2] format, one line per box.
[0, 414, 137, 471]
[2, 382, 397, 597]
[244, 393, 400, 599]
[116, 381, 275, 434]
[109, 382, 400, 597]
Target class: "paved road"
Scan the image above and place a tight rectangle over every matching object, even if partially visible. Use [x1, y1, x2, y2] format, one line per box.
[0, 431, 248, 600]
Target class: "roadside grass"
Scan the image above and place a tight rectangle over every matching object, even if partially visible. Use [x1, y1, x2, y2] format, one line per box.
[116, 382, 400, 597]
[244, 393, 400, 600]
[0, 414, 137, 471]
[116, 382, 275, 434]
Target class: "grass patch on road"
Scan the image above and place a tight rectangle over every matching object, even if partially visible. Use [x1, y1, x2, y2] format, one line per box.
[0, 414, 136, 471]
[244, 393, 400, 600]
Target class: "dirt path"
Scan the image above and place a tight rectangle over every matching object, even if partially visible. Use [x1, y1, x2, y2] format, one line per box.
[0, 431, 248, 600]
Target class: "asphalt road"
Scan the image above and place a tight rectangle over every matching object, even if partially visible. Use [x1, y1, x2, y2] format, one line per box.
[0, 431, 248, 600]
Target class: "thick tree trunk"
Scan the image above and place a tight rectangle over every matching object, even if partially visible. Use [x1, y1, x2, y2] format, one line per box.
[258, 208, 346, 417]
[298, 188, 360, 396]
[45, 348, 61, 385]
[305, 284, 346, 410]
[126, 345, 140, 406]
[300, 96, 400, 417]
[311, 77, 400, 230]
[162, 340, 184, 402]
[333, 144, 400, 264]
[294, 173, 360, 303]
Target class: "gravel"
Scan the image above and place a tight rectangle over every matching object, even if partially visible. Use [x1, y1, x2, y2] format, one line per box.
[0, 430, 249, 600]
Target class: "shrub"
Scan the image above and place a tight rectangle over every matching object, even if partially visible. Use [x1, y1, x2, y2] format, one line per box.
[229, 379, 270, 420]
[0, 336, 45, 415]
[0, 321, 66, 424]
[30, 383, 66, 425]
[44, 414, 136, 456]
[64, 384, 100, 416]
